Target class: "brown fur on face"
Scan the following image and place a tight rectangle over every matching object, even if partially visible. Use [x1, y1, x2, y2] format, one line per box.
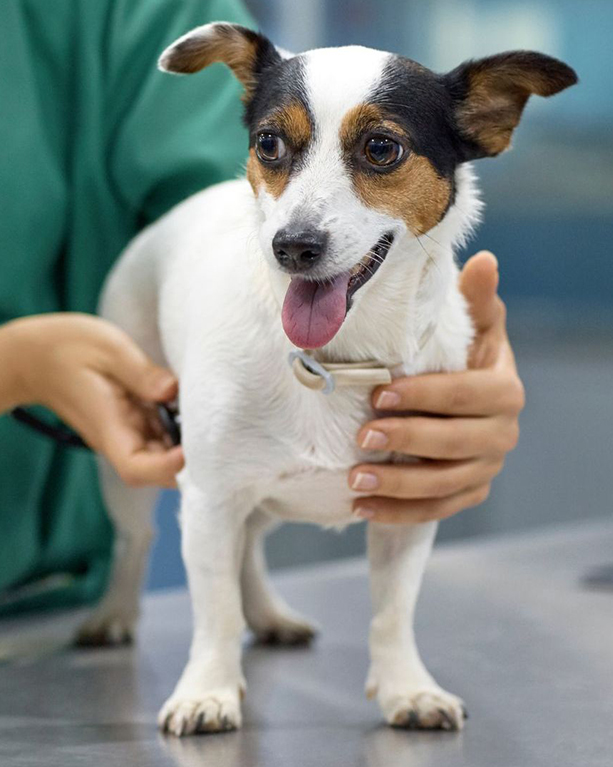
[340, 103, 409, 154]
[340, 104, 452, 236]
[247, 101, 312, 199]
[353, 154, 452, 235]
[246, 148, 288, 199]
[267, 102, 312, 150]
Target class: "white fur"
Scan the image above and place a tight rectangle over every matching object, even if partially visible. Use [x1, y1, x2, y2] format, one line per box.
[80, 36, 483, 735]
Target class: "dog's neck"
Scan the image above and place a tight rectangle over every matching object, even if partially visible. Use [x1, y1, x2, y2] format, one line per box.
[264, 165, 482, 369]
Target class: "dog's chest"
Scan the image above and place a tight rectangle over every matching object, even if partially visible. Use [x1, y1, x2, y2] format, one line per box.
[262, 466, 361, 527]
[256, 383, 388, 526]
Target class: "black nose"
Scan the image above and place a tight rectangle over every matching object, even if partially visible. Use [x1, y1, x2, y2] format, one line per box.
[272, 229, 328, 272]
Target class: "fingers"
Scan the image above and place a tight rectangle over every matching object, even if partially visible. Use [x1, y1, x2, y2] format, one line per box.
[459, 251, 501, 333]
[103, 330, 178, 403]
[348, 457, 503, 501]
[109, 444, 185, 489]
[67, 373, 185, 488]
[372, 369, 525, 417]
[357, 415, 519, 460]
[352, 483, 492, 524]
[97, 405, 185, 488]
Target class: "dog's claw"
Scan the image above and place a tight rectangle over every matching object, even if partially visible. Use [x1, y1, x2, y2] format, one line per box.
[392, 708, 420, 729]
[438, 707, 455, 730]
[384, 687, 465, 731]
[254, 626, 316, 647]
[75, 615, 135, 648]
[196, 712, 206, 732]
[158, 691, 242, 736]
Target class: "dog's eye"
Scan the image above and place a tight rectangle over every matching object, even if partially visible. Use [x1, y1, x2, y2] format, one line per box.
[256, 133, 287, 162]
[364, 137, 404, 167]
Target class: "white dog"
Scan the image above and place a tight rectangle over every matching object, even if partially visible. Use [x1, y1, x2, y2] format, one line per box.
[77, 23, 576, 736]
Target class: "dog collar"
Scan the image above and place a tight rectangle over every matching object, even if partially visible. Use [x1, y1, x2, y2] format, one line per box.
[289, 322, 436, 395]
[289, 351, 392, 395]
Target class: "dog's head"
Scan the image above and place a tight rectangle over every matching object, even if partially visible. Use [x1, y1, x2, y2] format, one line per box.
[160, 24, 576, 349]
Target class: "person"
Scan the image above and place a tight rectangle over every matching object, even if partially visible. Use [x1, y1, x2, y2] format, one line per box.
[0, 0, 523, 616]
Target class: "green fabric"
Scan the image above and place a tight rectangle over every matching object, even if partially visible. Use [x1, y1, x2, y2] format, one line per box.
[0, 0, 252, 614]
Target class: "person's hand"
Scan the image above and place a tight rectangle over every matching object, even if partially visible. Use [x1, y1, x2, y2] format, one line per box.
[349, 251, 525, 524]
[3, 314, 184, 488]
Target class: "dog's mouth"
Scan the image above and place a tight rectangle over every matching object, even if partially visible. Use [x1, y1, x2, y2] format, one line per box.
[281, 233, 395, 349]
[347, 233, 395, 307]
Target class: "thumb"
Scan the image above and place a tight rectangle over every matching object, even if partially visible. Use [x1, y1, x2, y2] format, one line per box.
[105, 335, 178, 403]
[460, 251, 501, 333]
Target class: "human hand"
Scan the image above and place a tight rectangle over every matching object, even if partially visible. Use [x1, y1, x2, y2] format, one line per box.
[3, 314, 184, 487]
[349, 251, 525, 523]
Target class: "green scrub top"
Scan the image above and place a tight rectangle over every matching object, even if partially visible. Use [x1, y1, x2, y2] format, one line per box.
[0, 0, 253, 615]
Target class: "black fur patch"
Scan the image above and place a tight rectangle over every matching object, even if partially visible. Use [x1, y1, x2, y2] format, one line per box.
[369, 55, 464, 180]
[244, 55, 312, 146]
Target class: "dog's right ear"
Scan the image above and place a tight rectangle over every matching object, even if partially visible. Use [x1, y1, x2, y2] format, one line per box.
[159, 23, 282, 99]
[445, 51, 577, 160]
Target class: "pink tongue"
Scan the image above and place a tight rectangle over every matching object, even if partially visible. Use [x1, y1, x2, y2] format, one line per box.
[282, 273, 351, 349]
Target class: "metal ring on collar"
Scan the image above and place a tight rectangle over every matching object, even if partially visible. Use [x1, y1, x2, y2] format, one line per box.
[288, 350, 336, 395]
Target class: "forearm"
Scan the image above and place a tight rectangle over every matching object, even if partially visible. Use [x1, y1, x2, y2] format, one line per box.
[0, 319, 31, 413]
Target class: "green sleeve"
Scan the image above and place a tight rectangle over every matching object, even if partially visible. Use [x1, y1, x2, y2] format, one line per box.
[107, 0, 254, 224]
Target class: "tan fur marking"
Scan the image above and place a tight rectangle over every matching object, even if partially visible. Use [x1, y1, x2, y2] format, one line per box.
[340, 104, 408, 154]
[247, 102, 311, 199]
[165, 28, 258, 98]
[455, 57, 575, 156]
[354, 153, 451, 235]
[456, 68, 530, 155]
[341, 105, 451, 235]
[265, 102, 312, 150]
[246, 148, 289, 199]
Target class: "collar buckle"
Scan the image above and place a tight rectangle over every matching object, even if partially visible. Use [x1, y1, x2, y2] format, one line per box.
[289, 350, 336, 394]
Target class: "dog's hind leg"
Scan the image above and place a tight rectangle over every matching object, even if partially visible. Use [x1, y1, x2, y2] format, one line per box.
[76, 459, 158, 646]
[240, 508, 318, 645]
[76, 229, 166, 646]
[366, 521, 466, 731]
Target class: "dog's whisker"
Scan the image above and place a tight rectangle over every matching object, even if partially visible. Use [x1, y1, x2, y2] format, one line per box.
[416, 235, 443, 279]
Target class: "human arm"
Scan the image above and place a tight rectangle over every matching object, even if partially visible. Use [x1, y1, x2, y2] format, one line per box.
[0, 314, 184, 488]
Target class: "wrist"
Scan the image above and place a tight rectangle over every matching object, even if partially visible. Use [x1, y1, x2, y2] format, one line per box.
[0, 318, 42, 410]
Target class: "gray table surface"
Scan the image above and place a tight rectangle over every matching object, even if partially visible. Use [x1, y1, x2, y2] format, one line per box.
[1, 520, 612, 767]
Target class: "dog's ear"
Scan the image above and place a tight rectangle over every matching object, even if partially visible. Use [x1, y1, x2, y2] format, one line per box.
[445, 51, 577, 160]
[159, 23, 283, 98]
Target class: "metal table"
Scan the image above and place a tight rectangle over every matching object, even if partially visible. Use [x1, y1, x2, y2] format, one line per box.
[1, 520, 612, 767]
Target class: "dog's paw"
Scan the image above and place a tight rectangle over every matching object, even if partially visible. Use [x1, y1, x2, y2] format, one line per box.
[158, 690, 242, 736]
[378, 687, 467, 731]
[249, 610, 318, 646]
[75, 613, 136, 647]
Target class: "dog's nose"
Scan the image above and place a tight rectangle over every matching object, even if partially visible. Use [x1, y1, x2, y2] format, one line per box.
[272, 229, 328, 272]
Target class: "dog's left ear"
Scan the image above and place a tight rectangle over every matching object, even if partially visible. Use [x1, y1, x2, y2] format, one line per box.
[445, 51, 577, 160]
[159, 22, 282, 99]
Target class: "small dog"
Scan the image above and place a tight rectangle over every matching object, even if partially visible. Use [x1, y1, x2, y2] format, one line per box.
[78, 23, 576, 735]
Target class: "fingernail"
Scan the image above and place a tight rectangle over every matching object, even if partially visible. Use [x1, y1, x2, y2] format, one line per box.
[354, 506, 375, 519]
[351, 472, 379, 491]
[375, 391, 400, 409]
[360, 429, 389, 450]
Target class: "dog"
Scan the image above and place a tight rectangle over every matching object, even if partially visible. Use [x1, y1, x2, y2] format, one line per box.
[77, 22, 576, 736]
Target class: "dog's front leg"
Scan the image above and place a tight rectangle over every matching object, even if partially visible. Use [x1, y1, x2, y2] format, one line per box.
[366, 522, 466, 731]
[159, 482, 250, 736]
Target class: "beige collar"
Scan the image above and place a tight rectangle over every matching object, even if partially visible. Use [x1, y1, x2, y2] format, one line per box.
[290, 322, 435, 395]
